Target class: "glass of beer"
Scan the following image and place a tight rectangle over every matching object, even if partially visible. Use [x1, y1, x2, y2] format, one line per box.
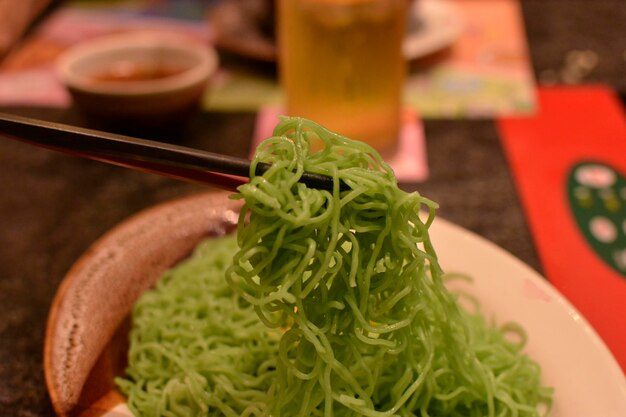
[277, 0, 408, 154]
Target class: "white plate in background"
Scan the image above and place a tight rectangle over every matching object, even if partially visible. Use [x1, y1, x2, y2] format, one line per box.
[404, 0, 464, 59]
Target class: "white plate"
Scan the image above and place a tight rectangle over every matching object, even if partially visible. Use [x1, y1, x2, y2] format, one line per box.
[210, 0, 462, 62]
[404, 0, 463, 60]
[430, 219, 626, 416]
[47, 193, 626, 416]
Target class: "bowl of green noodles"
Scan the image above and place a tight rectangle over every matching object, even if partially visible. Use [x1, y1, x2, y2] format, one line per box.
[45, 118, 626, 417]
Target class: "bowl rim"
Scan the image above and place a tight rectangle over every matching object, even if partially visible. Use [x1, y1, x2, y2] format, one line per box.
[56, 32, 219, 97]
[44, 191, 240, 416]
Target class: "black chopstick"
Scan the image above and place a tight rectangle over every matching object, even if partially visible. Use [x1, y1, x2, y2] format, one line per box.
[0, 112, 342, 192]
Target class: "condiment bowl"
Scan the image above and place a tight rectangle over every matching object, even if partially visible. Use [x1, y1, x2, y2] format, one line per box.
[56, 32, 218, 126]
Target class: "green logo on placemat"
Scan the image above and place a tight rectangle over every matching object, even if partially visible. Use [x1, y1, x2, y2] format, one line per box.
[567, 161, 626, 278]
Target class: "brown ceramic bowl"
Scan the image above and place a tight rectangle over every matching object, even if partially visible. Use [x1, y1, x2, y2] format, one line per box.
[44, 192, 240, 416]
[56, 32, 218, 126]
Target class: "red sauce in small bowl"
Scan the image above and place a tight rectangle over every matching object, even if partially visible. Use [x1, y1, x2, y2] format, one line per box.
[90, 62, 186, 83]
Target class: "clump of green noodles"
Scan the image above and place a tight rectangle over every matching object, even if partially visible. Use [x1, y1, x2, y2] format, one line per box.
[118, 117, 552, 417]
[227, 116, 552, 416]
[116, 235, 280, 417]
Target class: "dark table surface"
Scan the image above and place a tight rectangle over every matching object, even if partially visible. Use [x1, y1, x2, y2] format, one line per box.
[1, 0, 625, 415]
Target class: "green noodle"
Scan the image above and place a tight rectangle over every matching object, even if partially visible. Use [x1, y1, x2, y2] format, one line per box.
[118, 117, 553, 416]
[117, 235, 279, 417]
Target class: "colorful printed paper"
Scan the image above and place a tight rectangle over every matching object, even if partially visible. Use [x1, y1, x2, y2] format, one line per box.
[405, 0, 536, 117]
[498, 86, 626, 373]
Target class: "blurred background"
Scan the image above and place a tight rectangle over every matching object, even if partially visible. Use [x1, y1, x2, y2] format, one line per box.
[0, 0, 625, 415]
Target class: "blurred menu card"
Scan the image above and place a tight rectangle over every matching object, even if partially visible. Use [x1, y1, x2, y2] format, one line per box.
[498, 86, 626, 373]
[404, 0, 535, 117]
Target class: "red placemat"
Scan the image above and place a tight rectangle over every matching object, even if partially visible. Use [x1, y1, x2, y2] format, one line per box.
[498, 86, 626, 373]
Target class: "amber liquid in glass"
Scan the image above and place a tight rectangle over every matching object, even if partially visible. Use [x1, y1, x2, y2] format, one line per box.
[278, 0, 407, 153]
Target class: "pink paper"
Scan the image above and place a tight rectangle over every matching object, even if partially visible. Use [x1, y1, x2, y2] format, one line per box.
[252, 107, 429, 183]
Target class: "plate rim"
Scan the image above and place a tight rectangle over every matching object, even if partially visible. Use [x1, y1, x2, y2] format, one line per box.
[430, 217, 626, 415]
